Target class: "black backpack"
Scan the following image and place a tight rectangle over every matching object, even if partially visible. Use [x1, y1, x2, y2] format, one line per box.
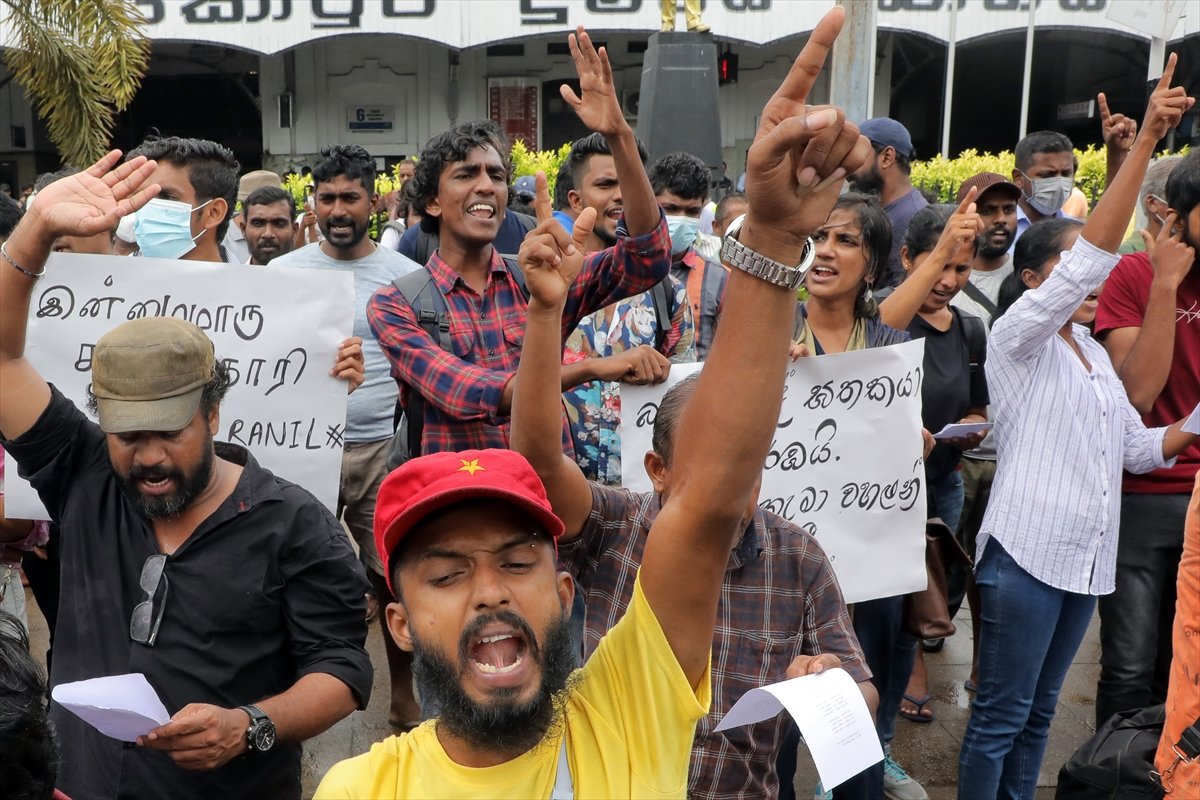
[385, 260, 673, 469]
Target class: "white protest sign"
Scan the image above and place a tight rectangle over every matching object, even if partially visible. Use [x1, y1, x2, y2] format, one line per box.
[4, 253, 354, 518]
[620, 340, 928, 604]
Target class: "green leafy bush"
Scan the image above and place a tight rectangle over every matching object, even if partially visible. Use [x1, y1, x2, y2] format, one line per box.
[912, 145, 1188, 208]
[510, 140, 574, 199]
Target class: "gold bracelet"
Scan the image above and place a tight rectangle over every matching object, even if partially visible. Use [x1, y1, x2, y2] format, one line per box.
[0, 241, 47, 279]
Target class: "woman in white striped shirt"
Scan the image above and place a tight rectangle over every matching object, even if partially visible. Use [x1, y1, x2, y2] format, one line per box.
[957, 60, 1198, 799]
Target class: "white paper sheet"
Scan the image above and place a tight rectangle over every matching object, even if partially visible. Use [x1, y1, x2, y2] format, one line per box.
[715, 668, 883, 789]
[1183, 404, 1200, 436]
[933, 422, 992, 440]
[52, 673, 171, 742]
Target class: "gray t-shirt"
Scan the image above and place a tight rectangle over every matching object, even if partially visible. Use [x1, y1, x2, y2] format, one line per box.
[949, 255, 1012, 461]
[273, 242, 421, 442]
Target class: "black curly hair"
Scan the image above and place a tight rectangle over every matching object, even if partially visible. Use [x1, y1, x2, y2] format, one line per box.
[411, 120, 512, 234]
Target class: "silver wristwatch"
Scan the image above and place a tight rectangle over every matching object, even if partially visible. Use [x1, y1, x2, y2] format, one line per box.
[720, 214, 816, 291]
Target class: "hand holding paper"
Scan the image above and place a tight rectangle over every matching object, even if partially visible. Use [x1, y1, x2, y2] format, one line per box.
[52, 673, 170, 742]
[715, 667, 883, 789]
[933, 422, 991, 440]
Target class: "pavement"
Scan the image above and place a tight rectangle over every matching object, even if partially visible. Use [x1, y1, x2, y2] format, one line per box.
[25, 588, 1099, 799]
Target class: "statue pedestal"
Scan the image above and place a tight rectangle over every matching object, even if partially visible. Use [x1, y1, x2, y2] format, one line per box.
[636, 32, 722, 168]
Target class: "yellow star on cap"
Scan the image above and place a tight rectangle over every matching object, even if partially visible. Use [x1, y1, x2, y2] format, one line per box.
[458, 458, 485, 476]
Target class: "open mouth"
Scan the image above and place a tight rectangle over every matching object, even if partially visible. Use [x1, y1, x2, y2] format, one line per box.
[604, 206, 622, 222]
[139, 475, 175, 495]
[468, 203, 497, 220]
[809, 264, 838, 280]
[328, 220, 355, 237]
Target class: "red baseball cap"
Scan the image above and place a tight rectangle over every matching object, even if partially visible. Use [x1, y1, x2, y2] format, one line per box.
[373, 449, 566, 593]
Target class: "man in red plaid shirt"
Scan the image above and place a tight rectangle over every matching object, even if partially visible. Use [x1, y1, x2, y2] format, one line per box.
[368, 27, 671, 456]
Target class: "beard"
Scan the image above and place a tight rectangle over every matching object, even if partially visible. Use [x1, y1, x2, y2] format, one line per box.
[977, 226, 1015, 258]
[847, 164, 884, 196]
[594, 219, 618, 247]
[412, 608, 577, 754]
[319, 215, 369, 249]
[113, 440, 214, 518]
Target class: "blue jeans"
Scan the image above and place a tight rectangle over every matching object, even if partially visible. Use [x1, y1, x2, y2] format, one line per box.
[957, 539, 1096, 799]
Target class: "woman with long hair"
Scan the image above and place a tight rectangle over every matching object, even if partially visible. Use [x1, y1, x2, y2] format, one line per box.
[957, 61, 1198, 798]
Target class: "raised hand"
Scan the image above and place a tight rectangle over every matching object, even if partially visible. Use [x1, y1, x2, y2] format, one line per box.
[932, 186, 983, 260]
[517, 171, 597, 307]
[742, 8, 873, 255]
[561, 27, 627, 138]
[1142, 212, 1196, 290]
[26, 150, 160, 243]
[1140, 53, 1195, 143]
[1098, 92, 1136, 153]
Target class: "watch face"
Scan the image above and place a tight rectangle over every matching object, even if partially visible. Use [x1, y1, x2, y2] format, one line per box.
[253, 722, 277, 752]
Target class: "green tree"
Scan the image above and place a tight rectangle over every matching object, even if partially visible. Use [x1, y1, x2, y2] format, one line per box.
[1, 0, 149, 166]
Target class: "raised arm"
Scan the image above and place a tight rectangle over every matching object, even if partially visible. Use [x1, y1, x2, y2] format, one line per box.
[993, 58, 1193, 362]
[561, 27, 659, 238]
[642, 8, 871, 684]
[1101, 217, 1195, 414]
[1084, 56, 1191, 253]
[879, 188, 980, 330]
[1098, 92, 1136, 190]
[0, 151, 159, 441]
[511, 174, 600, 539]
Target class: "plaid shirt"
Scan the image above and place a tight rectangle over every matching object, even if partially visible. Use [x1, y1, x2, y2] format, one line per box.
[368, 214, 670, 454]
[560, 483, 870, 800]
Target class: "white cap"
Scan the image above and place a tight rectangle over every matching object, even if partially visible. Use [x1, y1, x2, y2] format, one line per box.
[115, 213, 137, 244]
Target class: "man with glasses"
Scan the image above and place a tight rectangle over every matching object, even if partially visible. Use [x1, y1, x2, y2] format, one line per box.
[0, 156, 374, 799]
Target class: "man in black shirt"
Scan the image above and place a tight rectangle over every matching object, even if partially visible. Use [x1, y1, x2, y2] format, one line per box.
[0, 153, 373, 799]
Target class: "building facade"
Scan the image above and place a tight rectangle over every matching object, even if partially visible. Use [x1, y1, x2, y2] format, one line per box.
[1, 0, 1197, 189]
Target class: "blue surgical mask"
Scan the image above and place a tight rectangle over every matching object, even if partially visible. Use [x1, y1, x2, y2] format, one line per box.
[1019, 172, 1073, 217]
[666, 215, 700, 256]
[134, 198, 212, 259]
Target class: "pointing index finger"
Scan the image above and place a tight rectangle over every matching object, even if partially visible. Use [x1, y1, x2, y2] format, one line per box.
[1097, 92, 1112, 122]
[773, 7, 845, 105]
[954, 185, 978, 216]
[1155, 52, 1178, 92]
[533, 171, 552, 225]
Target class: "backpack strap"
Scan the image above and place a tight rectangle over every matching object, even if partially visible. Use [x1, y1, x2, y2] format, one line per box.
[414, 227, 437, 267]
[961, 280, 999, 319]
[392, 269, 450, 459]
[495, 212, 539, 263]
[956, 308, 987, 368]
[649, 278, 672, 353]
[502, 255, 531, 302]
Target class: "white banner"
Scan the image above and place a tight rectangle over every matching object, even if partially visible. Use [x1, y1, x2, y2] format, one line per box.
[4, 253, 354, 518]
[619, 340, 928, 604]
[7, 0, 1179, 56]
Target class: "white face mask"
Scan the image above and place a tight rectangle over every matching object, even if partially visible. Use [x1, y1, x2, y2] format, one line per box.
[1019, 172, 1073, 216]
[1145, 194, 1168, 227]
[134, 198, 212, 260]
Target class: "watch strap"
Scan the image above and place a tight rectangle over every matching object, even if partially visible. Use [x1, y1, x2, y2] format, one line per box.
[720, 214, 815, 291]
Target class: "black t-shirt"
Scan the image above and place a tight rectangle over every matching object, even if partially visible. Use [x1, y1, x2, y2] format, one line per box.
[909, 309, 989, 482]
[2, 387, 372, 800]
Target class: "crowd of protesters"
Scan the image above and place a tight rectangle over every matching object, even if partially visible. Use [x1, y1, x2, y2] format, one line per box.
[0, 9, 1198, 800]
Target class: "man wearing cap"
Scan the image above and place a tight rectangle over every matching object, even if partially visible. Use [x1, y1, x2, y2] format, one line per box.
[273, 143, 426, 732]
[847, 118, 927, 289]
[224, 169, 282, 264]
[0, 154, 374, 800]
[513, 175, 873, 800]
[316, 8, 872, 797]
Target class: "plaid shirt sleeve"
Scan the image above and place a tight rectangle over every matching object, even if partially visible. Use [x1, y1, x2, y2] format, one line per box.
[795, 534, 872, 683]
[367, 283, 512, 422]
[562, 210, 672, 333]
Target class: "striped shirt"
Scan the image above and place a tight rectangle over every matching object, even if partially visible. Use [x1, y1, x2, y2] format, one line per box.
[560, 483, 869, 800]
[367, 214, 670, 454]
[981, 236, 1173, 595]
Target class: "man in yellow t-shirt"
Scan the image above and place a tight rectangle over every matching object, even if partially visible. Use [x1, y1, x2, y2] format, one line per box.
[316, 9, 872, 798]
